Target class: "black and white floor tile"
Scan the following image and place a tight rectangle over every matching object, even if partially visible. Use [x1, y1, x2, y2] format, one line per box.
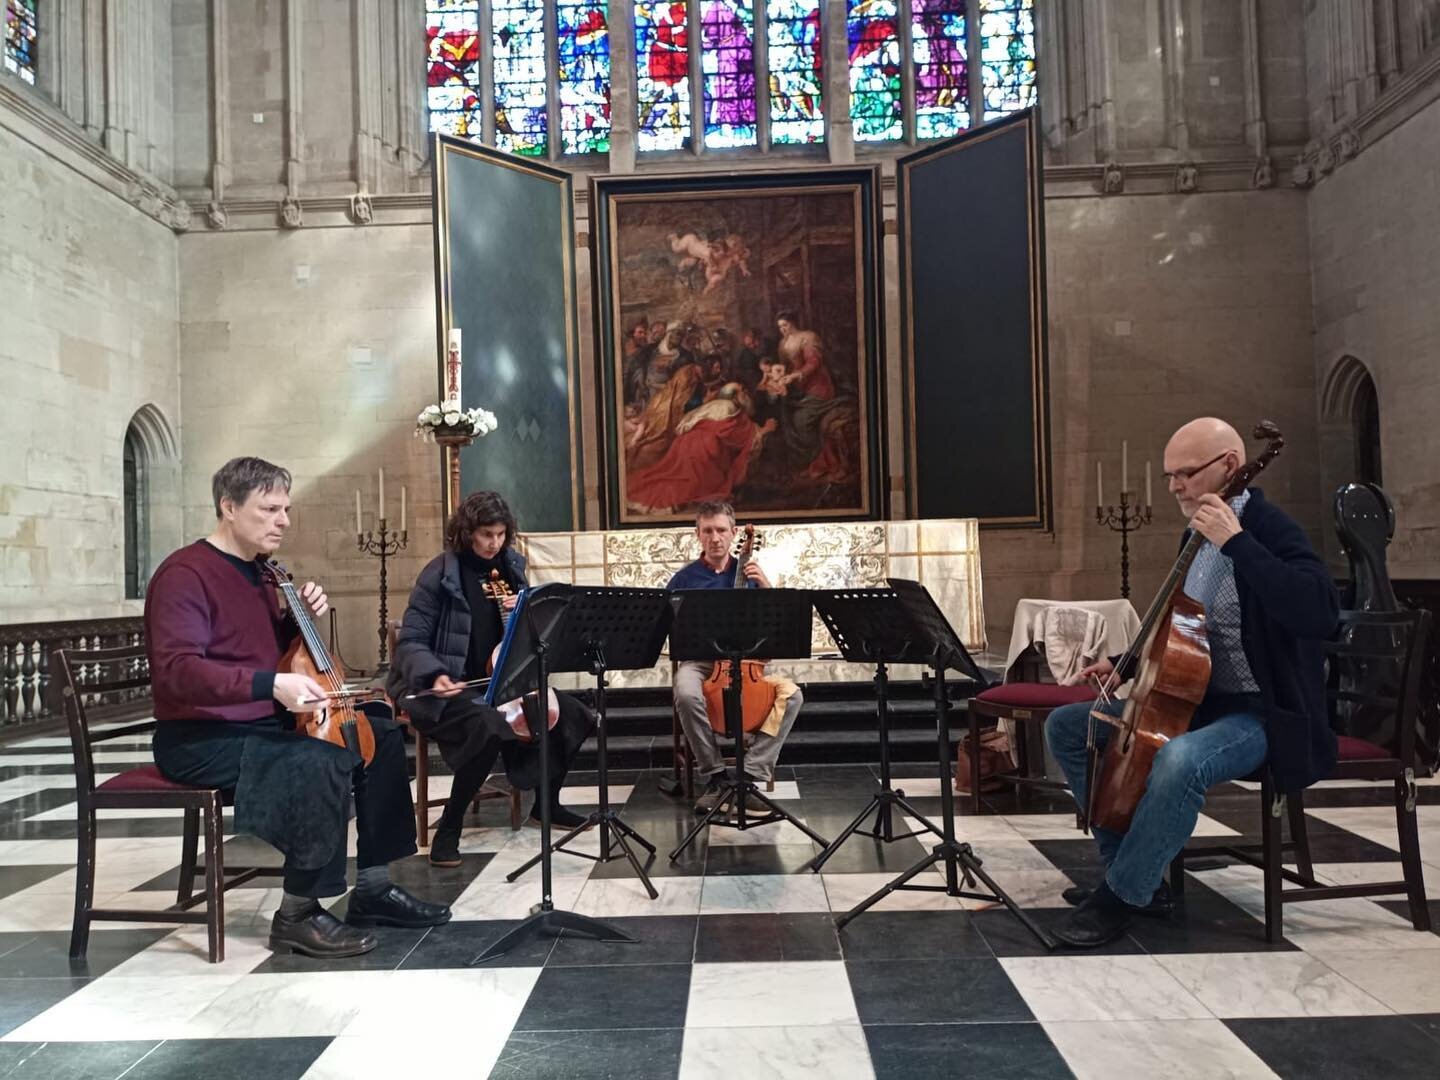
[0, 733, 1437, 1078]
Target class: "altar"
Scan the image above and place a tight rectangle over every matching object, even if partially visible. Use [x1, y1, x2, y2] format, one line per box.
[513, 519, 985, 689]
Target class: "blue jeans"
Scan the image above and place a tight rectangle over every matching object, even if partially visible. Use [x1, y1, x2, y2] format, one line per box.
[1045, 694, 1268, 907]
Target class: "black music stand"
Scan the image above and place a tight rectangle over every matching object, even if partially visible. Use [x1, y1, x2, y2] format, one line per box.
[471, 584, 635, 963]
[833, 578, 1054, 949]
[805, 588, 946, 872]
[505, 586, 672, 899]
[666, 588, 830, 861]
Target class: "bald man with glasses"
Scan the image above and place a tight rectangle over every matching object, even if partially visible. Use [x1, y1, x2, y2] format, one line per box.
[1045, 417, 1339, 947]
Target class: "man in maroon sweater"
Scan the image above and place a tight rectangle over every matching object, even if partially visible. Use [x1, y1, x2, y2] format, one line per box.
[145, 457, 450, 958]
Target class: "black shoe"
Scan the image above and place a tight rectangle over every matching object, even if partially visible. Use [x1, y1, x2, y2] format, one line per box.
[429, 824, 463, 868]
[1062, 880, 1173, 918]
[693, 773, 729, 815]
[528, 803, 589, 830]
[1052, 883, 1135, 948]
[269, 905, 377, 958]
[346, 885, 453, 929]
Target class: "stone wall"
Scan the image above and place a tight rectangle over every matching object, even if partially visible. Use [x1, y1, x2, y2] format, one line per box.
[1308, 98, 1440, 578]
[0, 124, 181, 621]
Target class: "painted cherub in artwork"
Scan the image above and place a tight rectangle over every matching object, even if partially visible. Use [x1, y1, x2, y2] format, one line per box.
[667, 231, 753, 293]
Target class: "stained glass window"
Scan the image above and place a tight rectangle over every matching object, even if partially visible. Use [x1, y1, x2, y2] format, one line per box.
[492, 0, 548, 155]
[766, 0, 823, 144]
[847, 0, 902, 142]
[700, 0, 757, 148]
[557, 0, 611, 153]
[978, 0, 1035, 119]
[635, 2, 691, 151]
[912, 0, 967, 138]
[4, 0, 38, 85]
[426, 0, 483, 138]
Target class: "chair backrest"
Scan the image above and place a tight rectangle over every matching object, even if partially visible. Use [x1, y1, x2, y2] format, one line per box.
[1334, 482, 1398, 612]
[1325, 608, 1432, 768]
[52, 645, 155, 803]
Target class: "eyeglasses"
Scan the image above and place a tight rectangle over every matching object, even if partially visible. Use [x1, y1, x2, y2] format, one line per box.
[1162, 451, 1231, 484]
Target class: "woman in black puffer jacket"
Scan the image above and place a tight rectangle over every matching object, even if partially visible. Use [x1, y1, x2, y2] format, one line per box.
[387, 491, 594, 866]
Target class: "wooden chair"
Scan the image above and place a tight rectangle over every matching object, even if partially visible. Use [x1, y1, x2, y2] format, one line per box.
[670, 663, 776, 798]
[386, 622, 521, 845]
[1169, 608, 1434, 942]
[56, 644, 282, 964]
[963, 682, 1097, 814]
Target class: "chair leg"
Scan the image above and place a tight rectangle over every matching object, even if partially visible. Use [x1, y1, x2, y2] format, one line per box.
[203, 792, 226, 964]
[414, 729, 430, 848]
[1261, 786, 1284, 944]
[1168, 850, 1187, 903]
[69, 809, 97, 960]
[508, 787, 522, 830]
[968, 710, 982, 814]
[1394, 775, 1432, 931]
[177, 806, 200, 905]
[1286, 791, 1316, 886]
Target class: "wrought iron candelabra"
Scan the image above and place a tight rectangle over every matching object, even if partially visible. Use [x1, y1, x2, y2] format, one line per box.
[358, 520, 408, 672]
[1096, 491, 1152, 599]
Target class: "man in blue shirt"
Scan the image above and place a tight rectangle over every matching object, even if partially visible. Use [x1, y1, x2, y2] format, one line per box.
[668, 501, 804, 813]
[1045, 417, 1338, 947]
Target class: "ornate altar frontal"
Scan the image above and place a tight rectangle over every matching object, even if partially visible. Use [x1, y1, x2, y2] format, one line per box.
[514, 519, 984, 688]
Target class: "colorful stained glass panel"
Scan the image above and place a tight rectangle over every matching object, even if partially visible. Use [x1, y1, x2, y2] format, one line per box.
[700, 0, 756, 148]
[913, 0, 967, 138]
[847, 0, 901, 142]
[557, 0, 611, 153]
[766, 0, 823, 144]
[426, 0, 482, 138]
[979, 0, 1036, 119]
[635, 1, 691, 151]
[4, 0, 38, 85]
[493, 0, 548, 156]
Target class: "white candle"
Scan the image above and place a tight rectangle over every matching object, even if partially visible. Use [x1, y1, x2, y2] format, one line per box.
[354, 489, 362, 535]
[400, 485, 407, 532]
[1145, 461, 1153, 507]
[446, 328, 463, 404]
[1121, 440, 1129, 494]
[1096, 460, 1103, 508]
[378, 467, 385, 524]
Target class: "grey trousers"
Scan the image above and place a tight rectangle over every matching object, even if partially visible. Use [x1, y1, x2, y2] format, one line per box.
[673, 660, 802, 781]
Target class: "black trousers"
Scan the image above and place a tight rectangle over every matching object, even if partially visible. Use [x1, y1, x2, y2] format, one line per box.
[420, 692, 594, 831]
[153, 709, 417, 898]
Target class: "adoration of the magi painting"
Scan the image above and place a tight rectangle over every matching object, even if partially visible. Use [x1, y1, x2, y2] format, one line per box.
[608, 186, 872, 524]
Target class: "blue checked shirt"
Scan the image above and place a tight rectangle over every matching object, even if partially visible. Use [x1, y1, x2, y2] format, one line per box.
[1183, 490, 1261, 694]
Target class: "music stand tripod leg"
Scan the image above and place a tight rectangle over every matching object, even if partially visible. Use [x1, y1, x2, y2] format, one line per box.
[473, 640, 634, 963]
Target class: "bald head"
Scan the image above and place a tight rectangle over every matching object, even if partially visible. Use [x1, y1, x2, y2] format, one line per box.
[1163, 417, 1246, 518]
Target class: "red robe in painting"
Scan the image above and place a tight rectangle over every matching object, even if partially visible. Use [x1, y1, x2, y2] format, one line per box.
[627, 407, 761, 511]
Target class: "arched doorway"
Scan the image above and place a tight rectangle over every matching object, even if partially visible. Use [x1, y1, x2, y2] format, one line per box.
[122, 405, 181, 598]
[1318, 355, 1383, 566]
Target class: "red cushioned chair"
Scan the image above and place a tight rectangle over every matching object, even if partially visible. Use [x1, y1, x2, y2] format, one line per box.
[1169, 608, 1433, 942]
[56, 645, 282, 964]
[963, 680, 1098, 814]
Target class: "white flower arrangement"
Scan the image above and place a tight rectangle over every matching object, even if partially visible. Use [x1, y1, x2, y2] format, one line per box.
[415, 400, 499, 442]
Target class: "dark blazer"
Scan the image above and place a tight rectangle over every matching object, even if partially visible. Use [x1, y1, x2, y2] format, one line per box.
[386, 546, 528, 729]
[1222, 487, 1340, 791]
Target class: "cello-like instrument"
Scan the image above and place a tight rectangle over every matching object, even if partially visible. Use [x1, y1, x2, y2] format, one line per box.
[1087, 421, 1286, 833]
[263, 560, 379, 765]
[481, 570, 561, 743]
[701, 524, 779, 735]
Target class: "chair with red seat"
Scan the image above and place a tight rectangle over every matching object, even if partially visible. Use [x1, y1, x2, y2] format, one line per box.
[1169, 607, 1433, 941]
[962, 680, 1098, 814]
[56, 644, 283, 964]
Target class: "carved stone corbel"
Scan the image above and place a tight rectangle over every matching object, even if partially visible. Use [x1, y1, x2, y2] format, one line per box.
[168, 201, 193, 233]
[1251, 156, 1274, 190]
[1175, 161, 1199, 194]
[279, 196, 304, 229]
[1316, 143, 1335, 175]
[1290, 159, 1316, 189]
[206, 201, 229, 230]
[349, 192, 374, 225]
[1337, 127, 1360, 161]
[1102, 161, 1124, 194]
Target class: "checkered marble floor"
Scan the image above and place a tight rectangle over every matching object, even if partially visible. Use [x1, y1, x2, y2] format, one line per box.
[0, 730, 1437, 1079]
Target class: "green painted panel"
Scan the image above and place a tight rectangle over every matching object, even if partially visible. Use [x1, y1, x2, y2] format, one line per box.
[434, 138, 579, 532]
